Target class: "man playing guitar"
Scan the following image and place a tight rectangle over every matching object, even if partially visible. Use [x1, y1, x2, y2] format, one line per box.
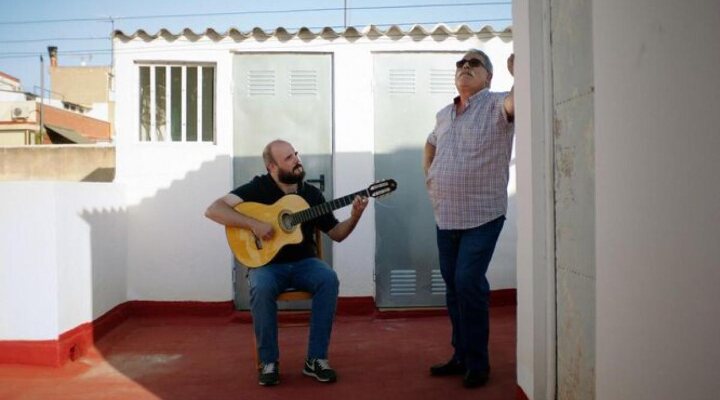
[205, 139, 368, 387]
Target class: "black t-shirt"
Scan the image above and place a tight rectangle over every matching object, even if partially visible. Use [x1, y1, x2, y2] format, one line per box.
[230, 174, 339, 264]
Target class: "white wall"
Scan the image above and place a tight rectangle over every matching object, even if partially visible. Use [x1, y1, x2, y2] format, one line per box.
[0, 182, 126, 340]
[112, 39, 235, 301]
[332, 44, 376, 296]
[0, 91, 28, 101]
[0, 184, 58, 340]
[513, 0, 556, 398]
[517, 1, 720, 398]
[594, 1, 720, 399]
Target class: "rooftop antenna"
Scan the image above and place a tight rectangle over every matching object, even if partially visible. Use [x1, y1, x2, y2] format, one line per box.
[39, 53, 44, 144]
[109, 16, 114, 69]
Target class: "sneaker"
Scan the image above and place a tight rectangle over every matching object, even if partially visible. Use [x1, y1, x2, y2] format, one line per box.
[258, 362, 280, 386]
[302, 358, 337, 383]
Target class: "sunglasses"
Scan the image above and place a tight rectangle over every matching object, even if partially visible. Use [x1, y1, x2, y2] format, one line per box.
[455, 58, 485, 69]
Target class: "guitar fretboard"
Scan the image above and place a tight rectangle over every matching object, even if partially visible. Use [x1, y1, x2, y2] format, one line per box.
[290, 189, 369, 226]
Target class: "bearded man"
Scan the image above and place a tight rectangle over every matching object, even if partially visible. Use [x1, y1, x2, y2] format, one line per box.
[206, 139, 367, 386]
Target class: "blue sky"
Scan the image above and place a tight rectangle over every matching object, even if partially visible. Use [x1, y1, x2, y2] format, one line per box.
[0, 0, 512, 93]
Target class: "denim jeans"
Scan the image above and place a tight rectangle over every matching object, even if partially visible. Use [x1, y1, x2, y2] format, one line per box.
[436, 215, 505, 372]
[248, 257, 339, 364]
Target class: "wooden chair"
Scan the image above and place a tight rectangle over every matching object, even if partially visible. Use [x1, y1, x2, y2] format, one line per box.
[252, 229, 323, 369]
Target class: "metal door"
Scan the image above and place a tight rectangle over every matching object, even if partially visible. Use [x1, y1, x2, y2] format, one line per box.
[373, 52, 463, 307]
[373, 52, 518, 308]
[232, 52, 333, 310]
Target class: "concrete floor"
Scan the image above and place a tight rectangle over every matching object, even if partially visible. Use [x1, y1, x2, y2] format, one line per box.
[0, 306, 516, 400]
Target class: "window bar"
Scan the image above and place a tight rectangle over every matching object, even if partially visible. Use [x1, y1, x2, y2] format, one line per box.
[181, 66, 187, 142]
[165, 66, 171, 142]
[138, 66, 146, 141]
[197, 66, 203, 143]
[149, 65, 156, 141]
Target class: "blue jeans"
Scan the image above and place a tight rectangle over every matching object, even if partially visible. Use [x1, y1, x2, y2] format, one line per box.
[248, 257, 339, 364]
[436, 216, 505, 372]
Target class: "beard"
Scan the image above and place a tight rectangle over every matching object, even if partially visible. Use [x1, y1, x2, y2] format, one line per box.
[277, 165, 306, 184]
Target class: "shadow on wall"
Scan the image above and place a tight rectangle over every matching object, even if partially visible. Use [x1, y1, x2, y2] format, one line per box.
[79, 154, 235, 333]
[374, 147, 440, 307]
[80, 202, 128, 325]
[374, 146, 517, 307]
[113, 154, 230, 301]
[82, 168, 115, 182]
[76, 153, 263, 398]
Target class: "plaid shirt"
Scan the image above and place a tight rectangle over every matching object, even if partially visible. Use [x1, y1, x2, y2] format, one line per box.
[426, 88, 514, 230]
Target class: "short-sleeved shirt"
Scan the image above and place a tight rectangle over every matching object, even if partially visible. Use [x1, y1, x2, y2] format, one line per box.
[231, 174, 339, 264]
[426, 88, 514, 230]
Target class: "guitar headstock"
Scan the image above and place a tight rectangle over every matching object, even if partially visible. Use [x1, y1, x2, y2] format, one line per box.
[367, 178, 398, 198]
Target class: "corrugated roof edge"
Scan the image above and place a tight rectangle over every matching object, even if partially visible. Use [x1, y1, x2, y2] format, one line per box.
[113, 24, 512, 42]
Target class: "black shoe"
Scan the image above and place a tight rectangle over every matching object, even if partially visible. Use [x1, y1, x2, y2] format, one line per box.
[430, 359, 466, 376]
[463, 369, 490, 388]
[303, 358, 337, 383]
[258, 362, 280, 386]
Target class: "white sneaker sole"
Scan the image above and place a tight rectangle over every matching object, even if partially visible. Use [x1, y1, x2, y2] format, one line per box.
[302, 369, 337, 383]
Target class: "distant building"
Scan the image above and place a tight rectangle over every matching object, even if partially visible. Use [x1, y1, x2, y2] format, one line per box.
[0, 91, 111, 146]
[0, 71, 22, 92]
[47, 46, 115, 132]
[0, 71, 39, 145]
[1, 59, 112, 146]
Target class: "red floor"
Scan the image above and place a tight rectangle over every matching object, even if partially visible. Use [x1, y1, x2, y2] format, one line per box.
[0, 306, 516, 400]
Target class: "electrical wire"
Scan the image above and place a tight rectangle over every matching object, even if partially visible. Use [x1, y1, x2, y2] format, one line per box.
[0, 37, 109, 44]
[0, 2, 511, 25]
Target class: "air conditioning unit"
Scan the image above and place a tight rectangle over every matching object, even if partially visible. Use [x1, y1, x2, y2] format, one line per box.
[11, 105, 32, 120]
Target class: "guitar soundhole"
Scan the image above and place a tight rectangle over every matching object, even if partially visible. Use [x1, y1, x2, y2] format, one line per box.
[279, 212, 294, 233]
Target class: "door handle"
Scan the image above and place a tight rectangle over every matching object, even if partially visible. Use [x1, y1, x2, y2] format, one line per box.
[306, 174, 325, 192]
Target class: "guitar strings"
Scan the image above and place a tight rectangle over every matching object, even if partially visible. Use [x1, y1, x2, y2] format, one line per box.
[290, 182, 396, 225]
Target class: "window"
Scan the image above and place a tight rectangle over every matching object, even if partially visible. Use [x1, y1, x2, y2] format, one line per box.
[138, 63, 215, 142]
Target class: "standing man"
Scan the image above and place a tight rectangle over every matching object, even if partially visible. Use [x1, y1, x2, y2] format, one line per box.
[423, 50, 514, 388]
[205, 139, 368, 386]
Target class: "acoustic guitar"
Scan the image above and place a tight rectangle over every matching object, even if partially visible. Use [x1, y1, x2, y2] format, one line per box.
[226, 178, 397, 267]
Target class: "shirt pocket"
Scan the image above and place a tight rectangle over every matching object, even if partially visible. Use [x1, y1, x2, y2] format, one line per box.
[458, 124, 490, 149]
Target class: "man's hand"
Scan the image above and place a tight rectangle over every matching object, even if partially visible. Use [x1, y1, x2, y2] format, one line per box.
[351, 195, 369, 220]
[251, 221, 274, 241]
[327, 195, 368, 242]
[507, 53, 514, 77]
[504, 53, 515, 119]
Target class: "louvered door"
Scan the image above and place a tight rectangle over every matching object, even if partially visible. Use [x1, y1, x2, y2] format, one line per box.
[372, 52, 462, 307]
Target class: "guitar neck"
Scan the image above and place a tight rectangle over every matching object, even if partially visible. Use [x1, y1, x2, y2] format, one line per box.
[291, 189, 369, 226]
